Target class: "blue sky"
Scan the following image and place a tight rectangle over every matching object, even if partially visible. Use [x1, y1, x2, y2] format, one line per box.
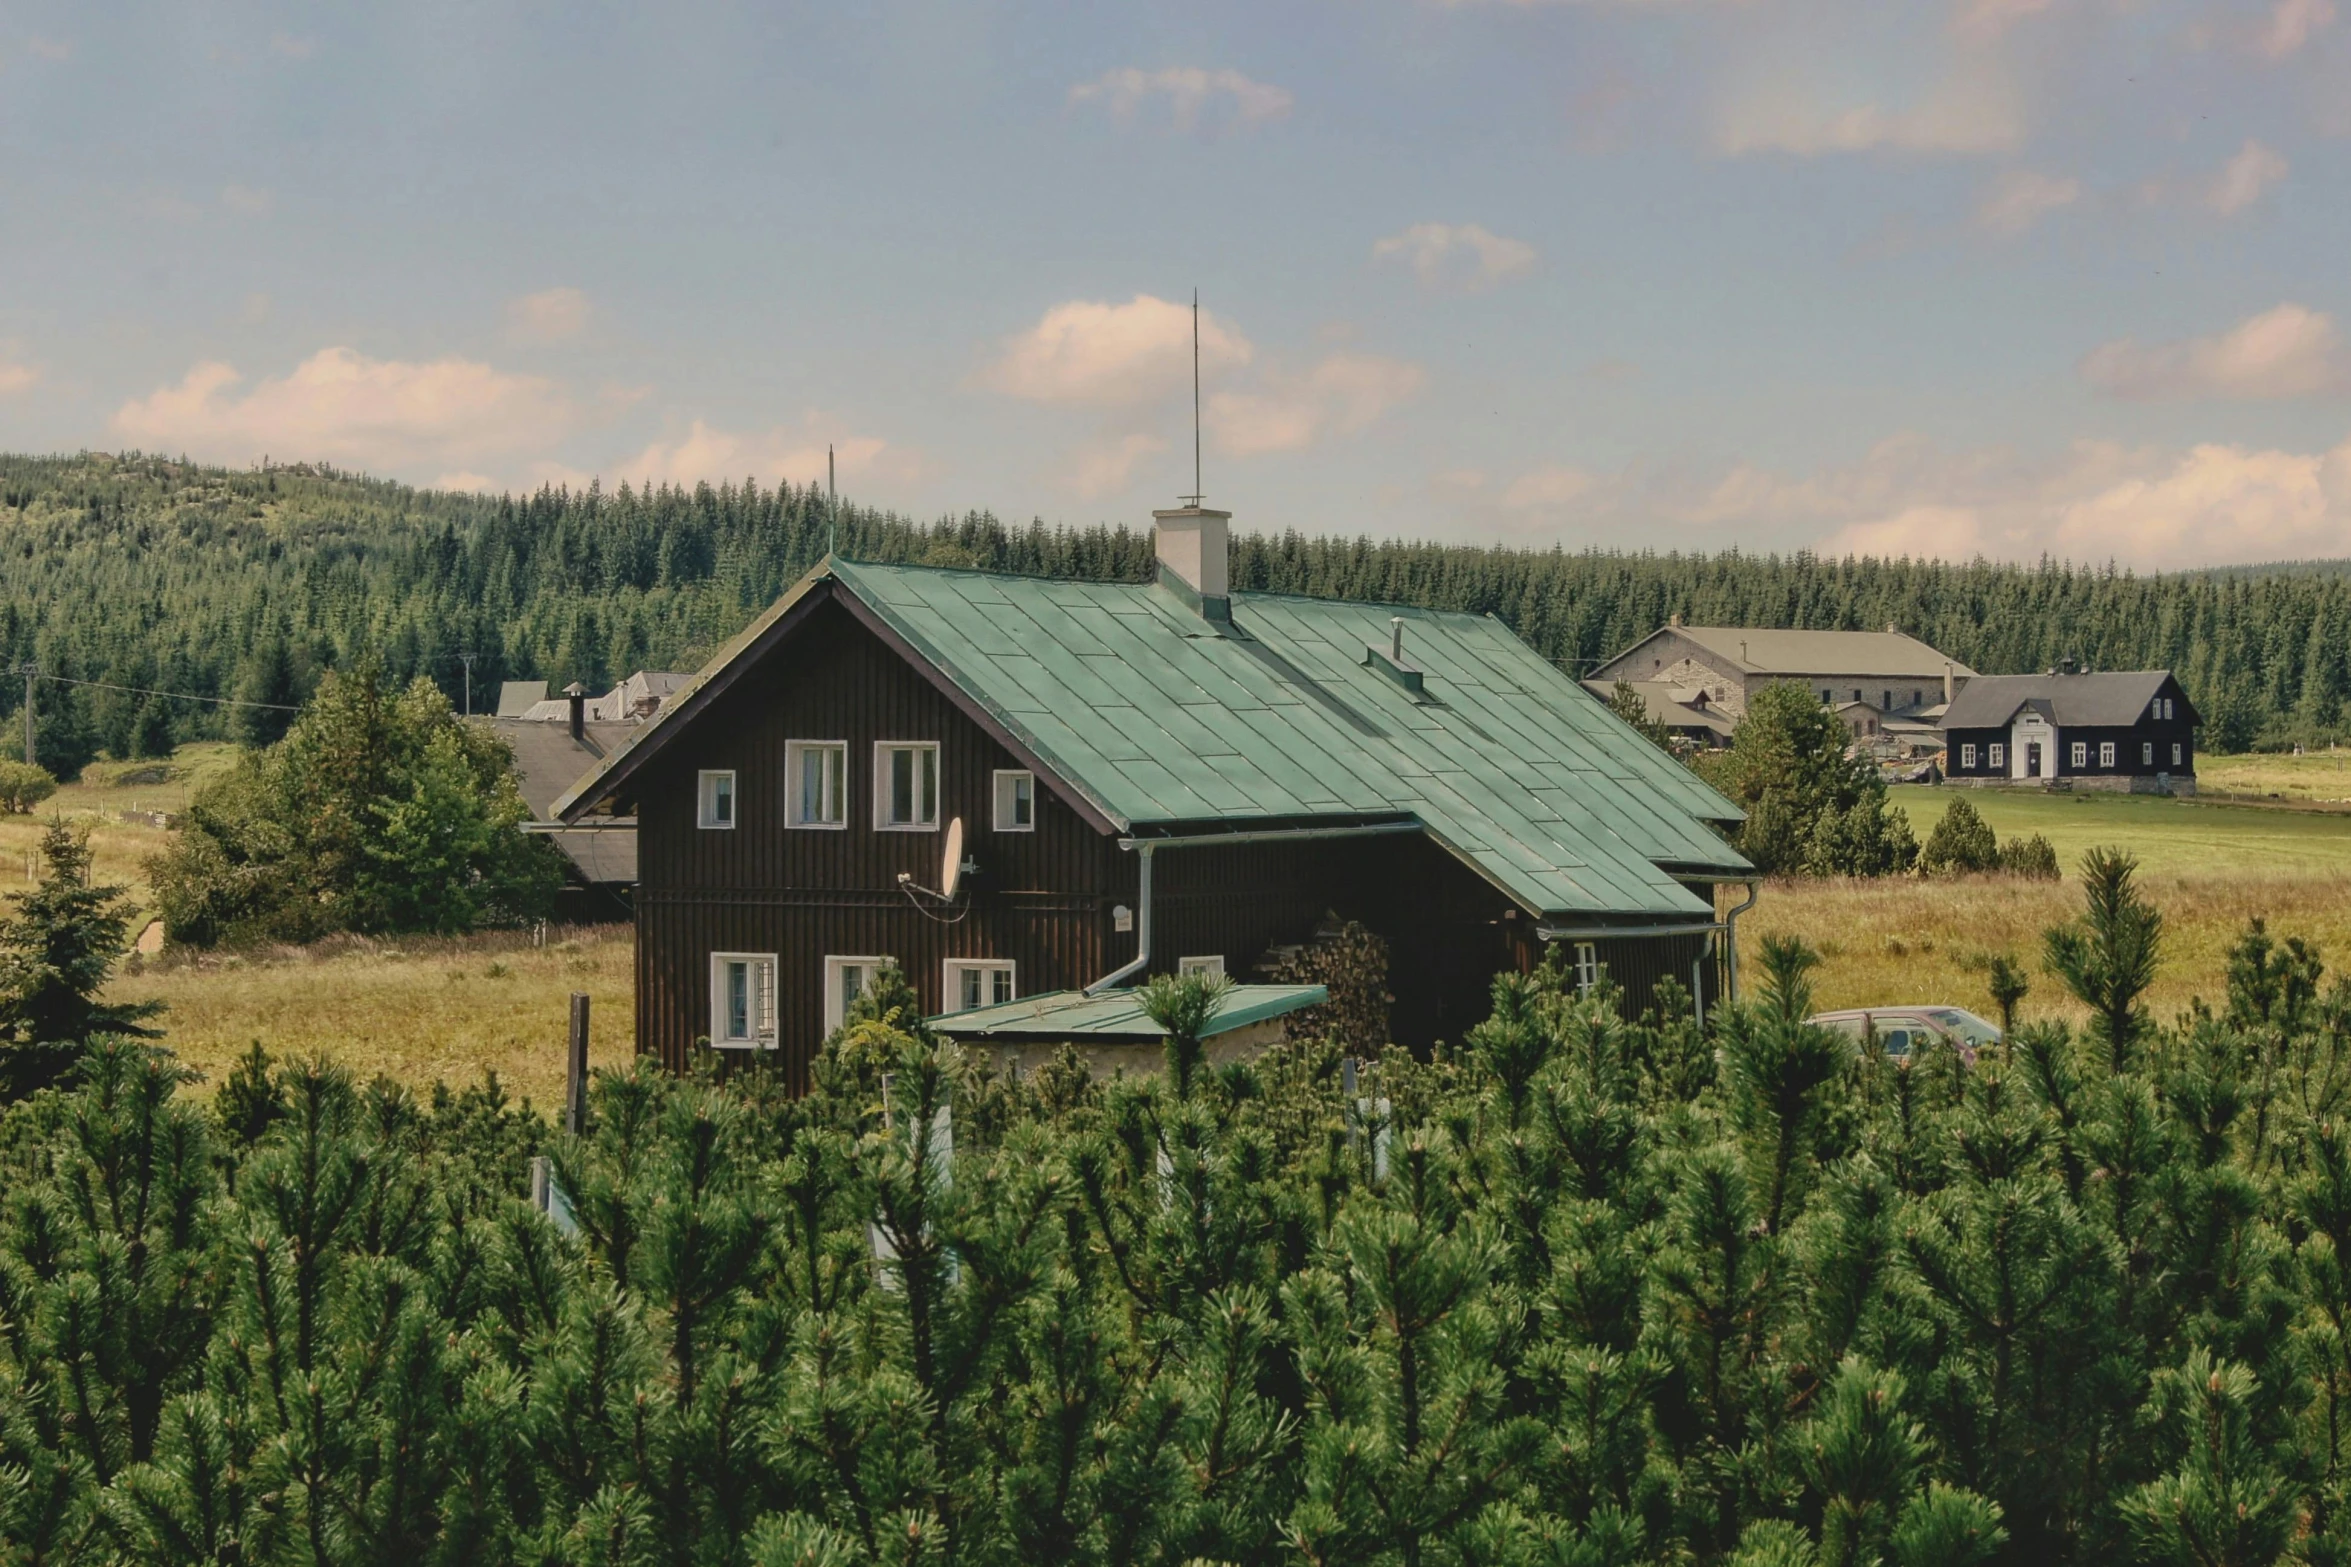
[3, 0, 2347, 567]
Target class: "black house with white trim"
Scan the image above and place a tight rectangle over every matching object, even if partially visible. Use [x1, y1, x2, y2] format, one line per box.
[1941, 666, 2199, 795]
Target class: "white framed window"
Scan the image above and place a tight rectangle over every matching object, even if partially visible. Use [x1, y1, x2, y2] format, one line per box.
[1573, 942, 1601, 996]
[786, 740, 847, 829]
[992, 769, 1035, 832]
[2099, 741, 2116, 768]
[874, 742, 940, 830]
[697, 770, 736, 830]
[1960, 744, 1977, 769]
[2173, 743, 2183, 766]
[709, 953, 776, 1048]
[824, 956, 893, 1034]
[1178, 955, 1226, 979]
[943, 959, 1015, 1013]
[2070, 741, 2088, 769]
[2161, 698, 2174, 720]
[1989, 743, 2005, 769]
[2142, 741, 2153, 765]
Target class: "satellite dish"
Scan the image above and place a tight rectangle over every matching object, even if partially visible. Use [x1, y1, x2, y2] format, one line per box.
[939, 817, 965, 901]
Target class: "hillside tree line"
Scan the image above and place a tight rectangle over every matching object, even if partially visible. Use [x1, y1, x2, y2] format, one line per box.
[2, 452, 2343, 775]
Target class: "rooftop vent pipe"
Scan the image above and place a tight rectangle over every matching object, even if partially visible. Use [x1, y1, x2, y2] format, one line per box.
[565, 682, 587, 741]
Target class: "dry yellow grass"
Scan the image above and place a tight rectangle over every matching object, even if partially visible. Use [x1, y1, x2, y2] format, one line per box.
[108, 926, 636, 1108]
[0, 742, 245, 921]
[1740, 870, 2351, 1031]
[2199, 750, 2351, 804]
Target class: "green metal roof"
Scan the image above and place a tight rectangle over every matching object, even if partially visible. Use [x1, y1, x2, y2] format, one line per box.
[928, 984, 1330, 1040]
[554, 556, 1750, 918]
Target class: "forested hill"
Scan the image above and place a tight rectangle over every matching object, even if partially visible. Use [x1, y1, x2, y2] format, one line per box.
[3, 449, 2344, 773]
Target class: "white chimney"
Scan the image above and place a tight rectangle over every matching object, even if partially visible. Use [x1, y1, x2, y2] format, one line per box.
[1152, 506, 1230, 602]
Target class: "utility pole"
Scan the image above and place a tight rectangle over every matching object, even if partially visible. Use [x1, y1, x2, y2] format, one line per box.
[457, 650, 476, 717]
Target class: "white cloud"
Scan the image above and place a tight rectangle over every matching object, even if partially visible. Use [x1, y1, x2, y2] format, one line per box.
[1803, 439, 2351, 570]
[1065, 434, 1168, 498]
[111, 347, 577, 472]
[2137, 139, 2289, 218]
[2257, 0, 2335, 57]
[432, 471, 501, 494]
[1954, 0, 2054, 41]
[268, 32, 316, 59]
[1371, 222, 1538, 292]
[0, 356, 38, 397]
[1206, 353, 1423, 455]
[608, 417, 899, 490]
[1067, 67, 1293, 132]
[1502, 465, 1597, 509]
[1475, 430, 2351, 569]
[508, 286, 591, 344]
[27, 36, 70, 61]
[2206, 139, 2288, 215]
[1975, 168, 2079, 234]
[220, 184, 273, 216]
[1716, 74, 2024, 157]
[2081, 303, 2350, 401]
[983, 294, 1252, 408]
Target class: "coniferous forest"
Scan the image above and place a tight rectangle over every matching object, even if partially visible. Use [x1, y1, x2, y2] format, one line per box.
[6, 856, 2351, 1566]
[4, 450, 2350, 774]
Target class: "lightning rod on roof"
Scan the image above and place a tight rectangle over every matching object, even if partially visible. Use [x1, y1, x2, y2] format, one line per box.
[1180, 289, 1204, 508]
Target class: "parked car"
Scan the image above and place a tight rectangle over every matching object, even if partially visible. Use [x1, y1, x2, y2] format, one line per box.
[1805, 1006, 2002, 1065]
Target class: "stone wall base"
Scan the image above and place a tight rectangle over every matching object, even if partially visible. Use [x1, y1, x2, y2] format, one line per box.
[1946, 774, 2195, 798]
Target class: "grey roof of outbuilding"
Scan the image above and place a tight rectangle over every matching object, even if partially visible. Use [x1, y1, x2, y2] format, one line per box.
[555, 557, 1752, 919]
[1940, 671, 2188, 731]
[1651, 626, 1974, 680]
[484, 717, 638, 884]
[1580, 679, 1738, 737]
[496, 680, 550, 718]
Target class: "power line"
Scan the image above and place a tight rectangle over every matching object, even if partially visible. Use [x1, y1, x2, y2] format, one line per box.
[30, 673, 302, 712]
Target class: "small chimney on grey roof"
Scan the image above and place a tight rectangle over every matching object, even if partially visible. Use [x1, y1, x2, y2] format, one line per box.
[565, 681, 586, 742]
[1152, 506, 1231, 614]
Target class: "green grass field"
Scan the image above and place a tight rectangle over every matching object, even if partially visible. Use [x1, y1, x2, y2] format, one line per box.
[2198, 750, 2351, 804]
[1742, 783, 2351, 1032]
[1890, 782, 2351, 877]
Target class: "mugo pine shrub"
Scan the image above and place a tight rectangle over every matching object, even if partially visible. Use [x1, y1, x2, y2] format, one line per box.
[10, 853, 2351, 1562]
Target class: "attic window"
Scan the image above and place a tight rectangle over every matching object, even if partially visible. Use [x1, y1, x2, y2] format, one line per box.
[993, 770, 1035, 832]
[698, 770, 736, 830]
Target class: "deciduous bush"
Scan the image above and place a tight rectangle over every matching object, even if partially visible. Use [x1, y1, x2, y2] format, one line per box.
[0, 759, 57, 813]
[146, 662, 563, 946]
[1700, 684, 1918, 876]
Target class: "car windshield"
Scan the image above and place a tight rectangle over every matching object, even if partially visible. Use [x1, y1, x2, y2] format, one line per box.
[1928, 1008, 2002, 1045]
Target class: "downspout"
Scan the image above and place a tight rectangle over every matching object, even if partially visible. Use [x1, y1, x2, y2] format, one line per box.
[1086, 842, 1156, 993]
[1083, 820, 1424, 994]
[1720, 878, 1760, 1003]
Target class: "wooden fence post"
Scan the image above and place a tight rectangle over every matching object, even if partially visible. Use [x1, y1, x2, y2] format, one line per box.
[567, 992, 590, 1135]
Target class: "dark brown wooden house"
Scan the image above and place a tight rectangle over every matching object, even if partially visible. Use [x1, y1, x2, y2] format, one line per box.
[553, 508, 1756, 1083]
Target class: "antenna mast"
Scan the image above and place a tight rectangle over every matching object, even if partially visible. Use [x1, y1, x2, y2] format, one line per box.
[1182, 289, 1204, 507]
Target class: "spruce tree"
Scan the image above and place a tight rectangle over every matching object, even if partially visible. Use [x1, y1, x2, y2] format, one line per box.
[0, 820, 161, 1099]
